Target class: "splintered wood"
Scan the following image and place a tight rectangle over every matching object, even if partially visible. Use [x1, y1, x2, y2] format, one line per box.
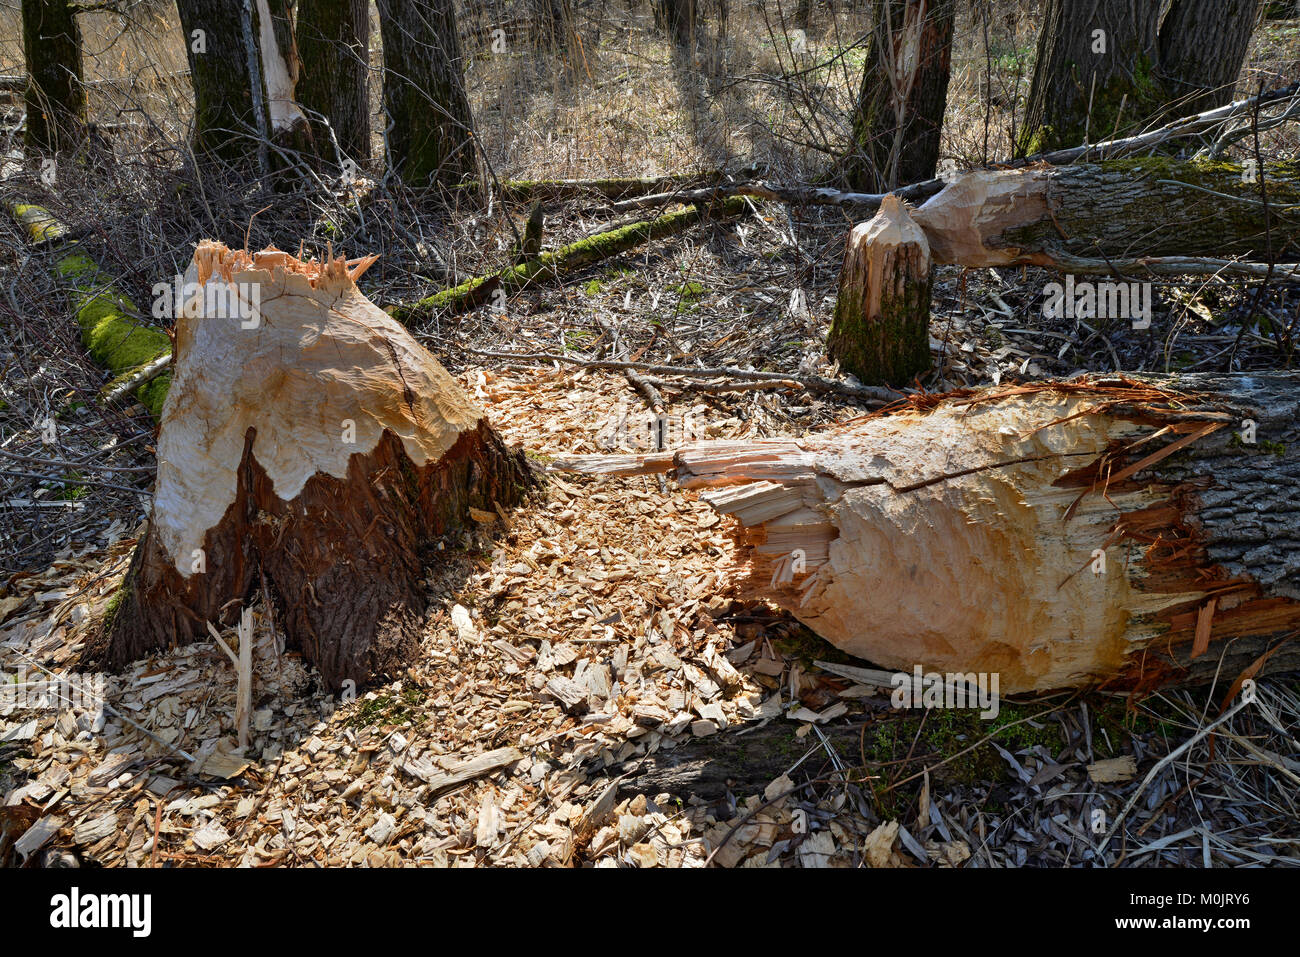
[89, 240, 530, 691]
[559, 373, 1300, 693]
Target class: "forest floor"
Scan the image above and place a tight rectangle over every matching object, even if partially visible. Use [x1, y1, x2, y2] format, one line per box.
[2, 3, 1300, 866]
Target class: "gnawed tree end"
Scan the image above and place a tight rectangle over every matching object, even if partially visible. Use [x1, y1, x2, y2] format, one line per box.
[87, 241, 533, 691]
[558, 374, 1300, 695]
[827, 194, 932, 388]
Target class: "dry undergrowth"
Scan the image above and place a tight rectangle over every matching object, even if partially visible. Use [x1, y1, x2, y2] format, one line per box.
[1, 1, 1299, 867]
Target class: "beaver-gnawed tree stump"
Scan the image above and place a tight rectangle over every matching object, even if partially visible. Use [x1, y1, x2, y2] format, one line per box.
[88, 241, 531, 691]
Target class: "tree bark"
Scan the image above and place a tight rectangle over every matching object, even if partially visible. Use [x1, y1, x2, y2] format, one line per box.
[826, 194, 932, 387]
[1017, 0, 1163, 155]
[910, 160, 1300, 266]
[845, 0, 955, 191]
[174, 0, 309, 171]
[1157, 0, 1259, 117]
[654, 0, 696, 43]
[560, 374, 1300, 694]
[375, 0, 478, 189]
[1018, 0, 1260, 155]
[535, 0, 571, 49]
[21, 0, 85, 155]
[297, 0, 371, 167]
[87, 242, 532, 692]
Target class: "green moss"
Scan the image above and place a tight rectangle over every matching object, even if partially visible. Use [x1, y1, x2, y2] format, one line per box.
[347, 687, 425, 728]
[396, 198, 747, 321]
[827, 268, 931, 387]
[583, 279, 602, 296]
[672, 280, 707, 307]
[10, 203, 67, 243]
[102, 582, 130, 628]
[53, 251, 171, 419]
[857, 703, 1064, 817]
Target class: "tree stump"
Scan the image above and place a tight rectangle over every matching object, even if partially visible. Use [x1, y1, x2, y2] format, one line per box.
[827, 194, 932, 388]
[87, 241, 532, 691]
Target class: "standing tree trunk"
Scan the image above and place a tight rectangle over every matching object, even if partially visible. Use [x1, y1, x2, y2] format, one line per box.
[375, 0, 479, 189]
[1157, 0, 1260, 117]
[845, 0, 955, 192]
[88, 241, 532, 692]
[827, 194, 932, 387]
[297, 0, 371, 168]
[654, 0, 696, 43]
[535, 0, 571, 49]
[174, 0, 310, 171]
[21, 0, 85, 155]
[1017, 0, 1259, 156]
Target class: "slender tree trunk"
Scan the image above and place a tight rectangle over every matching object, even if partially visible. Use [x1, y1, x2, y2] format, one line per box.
[21, 0, 85, 155]
[174, 0, 269, 167]
[654, 0, 696, 43]
[1018, 0, 1259, 156]
[297, 0, 371, 167]
[375, 0, 479, 189]
[1157, 0, 1259, 117]
[535, 0, 571, 49]
[846, 0, 955, 192]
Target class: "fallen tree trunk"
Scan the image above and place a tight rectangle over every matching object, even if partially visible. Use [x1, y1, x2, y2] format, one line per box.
[86, 241, 533, 691]
[390, 197, 746, 322]
[912, 159, 1300, 266]
[557, 373, 1300, 694]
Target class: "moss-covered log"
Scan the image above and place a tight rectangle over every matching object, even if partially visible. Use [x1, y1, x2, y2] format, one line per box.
[391, 197, 747, 322]
[913, 159, 1300, 267]
[86, 242, 532, 692]
[7, 202, 172, 417]
[827, 195, 932, 388]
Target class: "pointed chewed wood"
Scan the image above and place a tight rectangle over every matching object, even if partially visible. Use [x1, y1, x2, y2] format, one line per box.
[89, 241, 532, 691]
[827, 194, 933, 387]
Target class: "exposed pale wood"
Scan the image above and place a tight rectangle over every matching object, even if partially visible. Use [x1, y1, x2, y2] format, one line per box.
[88, 241, 532, 691]
[911, 160, 1300, 266]
[827, 194, 932, 387]
[557, 374, 1300, 694]
[402, 746, 524, 794]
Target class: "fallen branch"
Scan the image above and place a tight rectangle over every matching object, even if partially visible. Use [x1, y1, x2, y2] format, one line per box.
[490, 171, 731, 204]
[390, 198, 748, 321]
[442, 345, 901, 403]
[1044, 253, 1300, 279]
[610, 83, 1300, 218]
